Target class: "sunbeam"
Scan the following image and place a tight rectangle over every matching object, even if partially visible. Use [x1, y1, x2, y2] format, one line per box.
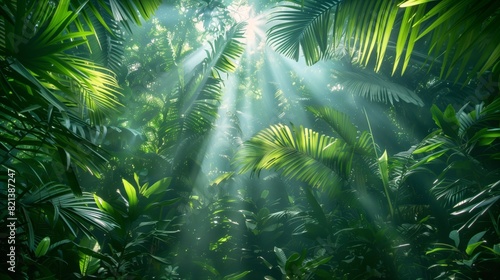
[229, 2, 266, 50]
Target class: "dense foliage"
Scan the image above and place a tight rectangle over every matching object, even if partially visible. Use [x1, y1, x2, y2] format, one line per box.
[1, 0, 499, 279]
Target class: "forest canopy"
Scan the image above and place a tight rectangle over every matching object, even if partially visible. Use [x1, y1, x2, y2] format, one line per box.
[1, 0, 499, 279]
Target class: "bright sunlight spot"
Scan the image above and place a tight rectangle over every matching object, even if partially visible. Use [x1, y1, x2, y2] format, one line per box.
[228, 3, 265, 47]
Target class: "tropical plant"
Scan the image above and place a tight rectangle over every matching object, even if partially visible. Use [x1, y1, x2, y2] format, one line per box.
[128, 22, 247, 194]
[232, 105, 419, 277]
[408, 98, 500, 277]
[1, 0, 162, 193]
[426, 230, 500, 279]
[267, 0, 500, 82]
[412, 99, 500, 229]
[234, 106, 376, 197]
[0, 180, 116, 278]
[263, 246, 333, 280]
[81, 175, 180, 278]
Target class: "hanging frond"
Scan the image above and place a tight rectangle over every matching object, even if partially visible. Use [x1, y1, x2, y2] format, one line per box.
[84, 9, 125, 73]
[337, 0, 500, 81]
[333, 68, 424, 106]
[94, 0, 162, 31]
[267, 0, 338, 65]
[207, 22, 246, 77]
[335, 0, 399, 72]
[151, 21, 246, 165]
[398, 0, 500, 81]
[268, 0, 499, 82]
[157, 75, 223, 159]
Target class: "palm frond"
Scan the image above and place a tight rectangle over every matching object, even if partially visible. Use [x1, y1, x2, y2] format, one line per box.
[338, 0, 499, 81]
[335, 0, 400, 72]
[267, 0, 338, 65]
[3, 0, 122, 124]
[333, 68, 424, 106]
[234, 124, 349, 195]
[19, 182, 116, 250]
[399, 0, 500, 81]
[0, 98, 108, 191]
[153, 23, 247, 163]
[268, 0, 499, 82]
[84, 8, 125, 73]
[157, 76, 222, 158]
[412, 99, 500, 226]
[207, 22, 246, 77]
[181, 23, 246, 113]
[451, 179, 500, 230]
[99, 0, 162, 30]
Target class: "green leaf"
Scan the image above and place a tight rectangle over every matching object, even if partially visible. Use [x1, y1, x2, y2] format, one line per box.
[399, 0, 438, 8]
[122, 178, 138, 211]
[223, 271, 252, 280]
[261, 189, 270, 199]
[134, 173, 141, 188]
[488, 244, 500, 255]
[287, 252, 302, 265]
[449, 230, 460, 247]
[466, 231, 486, 255]
[75, 244, 118, 267]
[78, 237, 101, 276]
[412, 142, 444, 154]
[304, 255, 333, 269]
[94, 194, 116, 216]
[259, 256, 274, 269]
[378, 150, 394, 217]
[141, 177, 171, 198]
[274, 246, 287, 267]
[193, 261, 219, 276]
[466, 241, 484, 256]
[149, 254, 170, 265]
[234, 124, 344, 195]
[333, 67, 424, 106]
[306, 106, 358, 145]
[267, 0, 337, 65]
[470, 128, 500, 146]
[426, 243, 459, 255]
[35, 237, 51, 258]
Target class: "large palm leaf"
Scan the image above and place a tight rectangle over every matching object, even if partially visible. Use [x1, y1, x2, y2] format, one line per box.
[267, 0, 499, 82]
[71, 0, 162, 32]
[234, 106, 377, 196]
[207, 22, 246, 77]
[82, 4, 125, 74]
[397, 0, 500, 80]
[306, 106, 358, 145]
[0, 90, 109, 194]
[17, 182, 116, 251]
[234, 124, 344, 196]
[267, 0, 338, 66]
[105, 0, 161, 30]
